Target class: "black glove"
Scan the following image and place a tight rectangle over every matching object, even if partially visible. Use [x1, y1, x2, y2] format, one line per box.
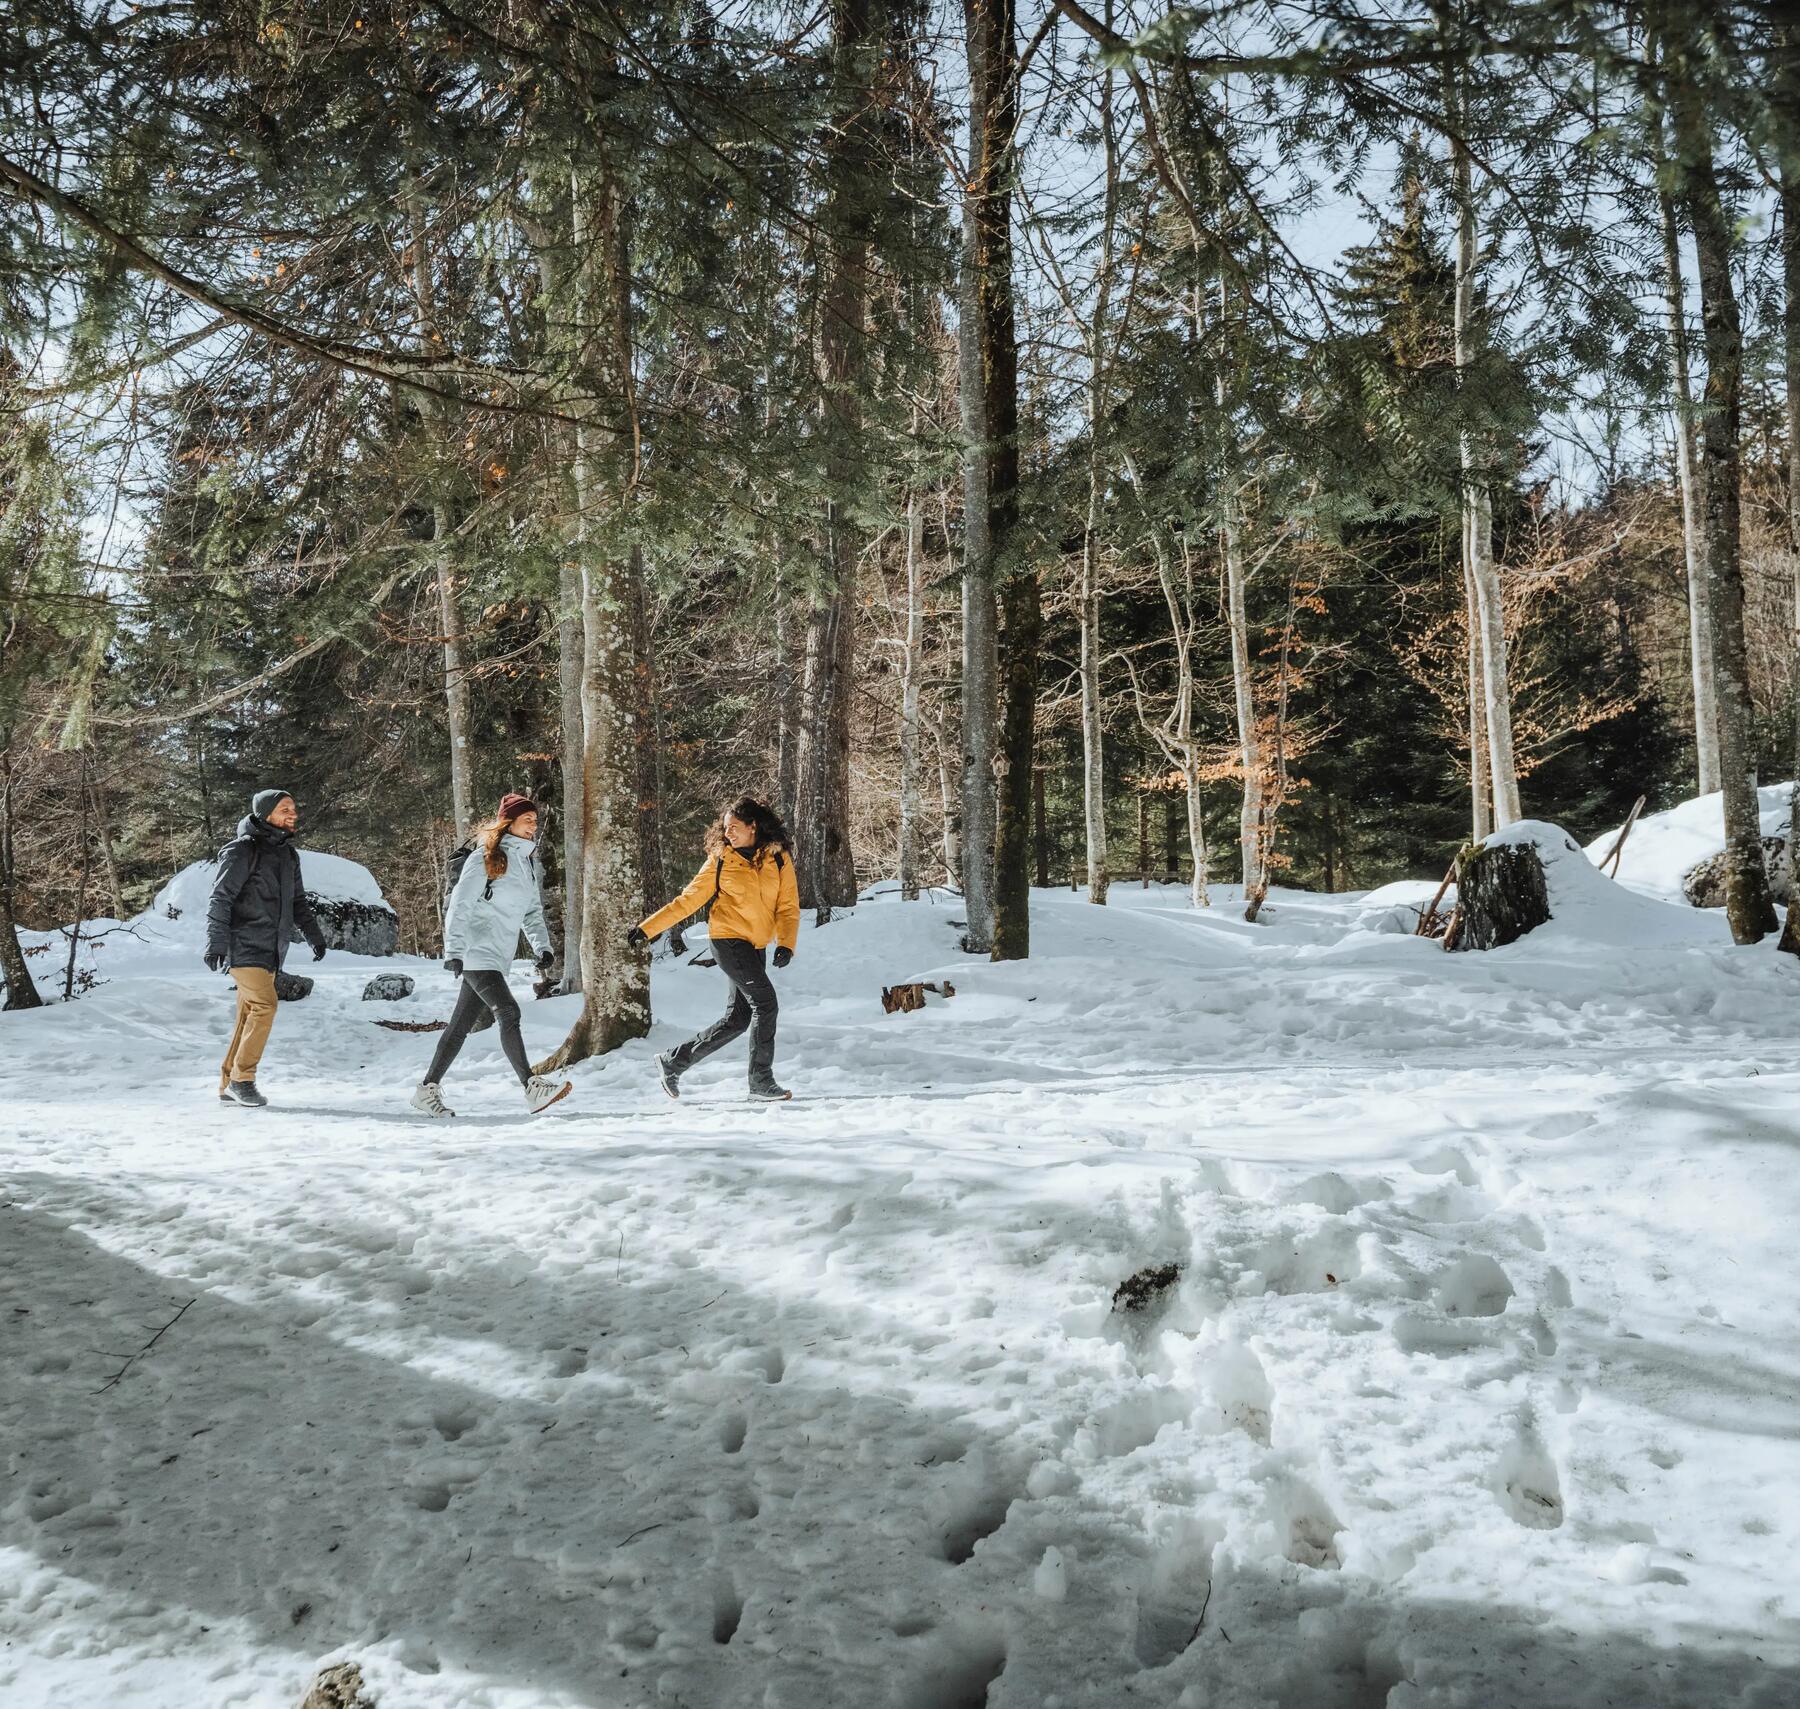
[773, 946, 792, 969]
[311, 940, 326, 962]
[203, 948, 229, 974]
[535, 949, 555, 973]
[444, 957, 464, 978]
[626, 926, 648, 949]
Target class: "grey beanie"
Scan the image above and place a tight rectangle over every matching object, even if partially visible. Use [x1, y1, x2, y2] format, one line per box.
[252, 788, 293, 820]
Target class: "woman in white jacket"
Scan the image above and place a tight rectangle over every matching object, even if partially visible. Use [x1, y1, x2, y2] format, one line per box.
[411, 793, 570, 1117]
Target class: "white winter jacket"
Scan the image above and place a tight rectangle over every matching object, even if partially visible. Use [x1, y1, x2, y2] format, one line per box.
[443, 834, 552, 972]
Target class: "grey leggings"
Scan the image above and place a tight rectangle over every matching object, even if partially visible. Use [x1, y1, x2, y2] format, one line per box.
[425, 970, 530, 1087]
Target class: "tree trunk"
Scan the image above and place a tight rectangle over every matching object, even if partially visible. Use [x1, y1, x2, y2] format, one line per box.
[1078, 57, 1120, 909]
[1221, 496, 1264, 901]
[90, 760, 127, 920]
[1445, 54, 1521, 827]
[0, 739, 41, 1009]
[1653, 115, 1721, 793]
[1463, 546, 1493, 842]
[993, 566, 1038, 959]
[958, 0, 1016, 956]
[558, 552, 585, 989]
[1186, 758, 1210, 907]
[406, 190, 476, 841]
[899, 488, 924, 900]
[1672, 62, 1778, 943]
[1032, 762, 1049, 889]
[541, 159, 652, 1067]
[627, 542, 667, 921]
[1777, 34, 1800, 955]
[793, 0, 877, 923]
[1136, 791, 1149, 887]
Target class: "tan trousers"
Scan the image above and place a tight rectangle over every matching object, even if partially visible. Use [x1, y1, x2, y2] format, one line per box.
[221, 967, 278, 1089]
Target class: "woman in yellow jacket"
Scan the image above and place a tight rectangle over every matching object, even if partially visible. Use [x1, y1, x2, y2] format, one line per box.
[629, 795, 800, 1101]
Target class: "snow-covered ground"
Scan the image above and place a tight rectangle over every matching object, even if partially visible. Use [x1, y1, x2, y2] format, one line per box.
[5, 865, 1799, 1708]
[1585, 783, 1794, 904]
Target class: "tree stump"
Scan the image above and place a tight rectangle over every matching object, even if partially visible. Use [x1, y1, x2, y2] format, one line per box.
[299, 1661, 376, 1709]
[273, 971, 315, 1001]
[361, 973, 414, 1002]
[1443, 840, 1550, 952]
[881, 980, 956, 1014]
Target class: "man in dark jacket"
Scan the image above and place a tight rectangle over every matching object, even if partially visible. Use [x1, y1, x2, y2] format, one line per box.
[206, 789, 326, 1106]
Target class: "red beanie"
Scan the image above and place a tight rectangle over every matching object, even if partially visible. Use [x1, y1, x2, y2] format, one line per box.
[497, 792, 539, 825]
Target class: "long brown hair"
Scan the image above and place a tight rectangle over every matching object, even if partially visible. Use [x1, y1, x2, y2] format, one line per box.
[704, 795, 791, 859]
[475, 815, 514, 881]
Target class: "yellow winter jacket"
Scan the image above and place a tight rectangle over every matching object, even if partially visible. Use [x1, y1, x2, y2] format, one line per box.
[640, 845, 800, 952]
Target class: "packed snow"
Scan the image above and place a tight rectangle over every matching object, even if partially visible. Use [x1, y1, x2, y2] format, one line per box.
[4, 860, 1799, 1708]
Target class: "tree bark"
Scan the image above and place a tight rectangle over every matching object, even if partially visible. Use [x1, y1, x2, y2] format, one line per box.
[1776, 31, 1800, 955]
[957, 0, 1016, 955]
[557, 552, 585, 989]
[405, 190, 476, 842]
[89, 759, 127, 920]
[1463, 546, 1493, 841]
[1221, 493, 1265, 902]
[1078, 51, 1121, 908]
[793, 0, 877, 923]
[1652, 109, 1721, 794]
[1444, 48, 1521, 827]
[540, 157, 652, 1067]
[1671, 61, 1778, 944]
[0, 739, 42, 1009]
[899, 487, 924, 900]
[627, 542, 667, 921]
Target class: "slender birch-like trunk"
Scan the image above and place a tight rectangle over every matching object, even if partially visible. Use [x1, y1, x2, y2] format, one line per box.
[1463, 544, 1493, 841]
[1653, 125, 1721, 793]
[1443, 50, 1520, 827]
[1221, 486, 1264, 901]
[406, 190, 475, 841]
[1670, 60, 1777, 944]
[899, 487, 924, 900]
[557, 553, 585, 988]
[541, 156, 652, 1066]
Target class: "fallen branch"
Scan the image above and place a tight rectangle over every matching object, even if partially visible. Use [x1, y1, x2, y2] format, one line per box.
[96, 1297, 196, 1392]
[1597, 794, 1647, 878]
[373, 1018, 449, 1033]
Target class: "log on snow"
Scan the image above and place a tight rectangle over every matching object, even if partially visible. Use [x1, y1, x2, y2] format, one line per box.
[881, 980, 956, 1014]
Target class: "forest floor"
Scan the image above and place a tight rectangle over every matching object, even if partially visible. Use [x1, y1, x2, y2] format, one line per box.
[4, 866, 1799, 1708]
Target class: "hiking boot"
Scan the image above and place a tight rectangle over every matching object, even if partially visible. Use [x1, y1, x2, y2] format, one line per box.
[748, 1079, 792, 1103]
[411, 1082, 455, 1119]
[526, 1074, 572, 1114]
[226, 1080, 268, 1108]
[656, 1052, 681, 1101]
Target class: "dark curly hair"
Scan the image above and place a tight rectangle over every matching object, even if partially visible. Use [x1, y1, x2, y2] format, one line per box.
[705, 794, 791, 856]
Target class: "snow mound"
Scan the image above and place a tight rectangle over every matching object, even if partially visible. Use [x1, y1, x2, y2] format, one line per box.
[1488, 819, 1723, 947]
[1585, 785, 1793, 904]
[144, 848, 391, 937]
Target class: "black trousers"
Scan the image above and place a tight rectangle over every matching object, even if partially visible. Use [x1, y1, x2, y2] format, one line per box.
[425, 969, 531, 1087]
[668, 938, 778, 1085]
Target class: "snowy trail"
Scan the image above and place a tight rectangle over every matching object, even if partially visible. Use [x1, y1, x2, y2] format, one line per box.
[5, 883, 1800, 1708]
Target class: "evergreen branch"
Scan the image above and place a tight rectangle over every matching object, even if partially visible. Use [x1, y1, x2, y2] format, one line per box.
[0, 151, 600, 428]
[87, 571, 406, 730]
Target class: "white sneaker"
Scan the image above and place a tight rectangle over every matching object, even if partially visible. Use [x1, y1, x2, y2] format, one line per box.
[526, 1074, 572, 1114]
[411, 1082, 455, 1118]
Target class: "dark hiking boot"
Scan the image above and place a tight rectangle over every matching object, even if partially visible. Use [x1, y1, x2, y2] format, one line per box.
[748, 1080, 792, 1103]
[656, 1052, 682, 1101]
[226, 1080, 268, 1108]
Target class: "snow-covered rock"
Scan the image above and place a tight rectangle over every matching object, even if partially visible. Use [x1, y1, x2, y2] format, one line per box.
[362, 973, 415, 1002]
[1586, 784, 1795, 905]
[144, 849, 398, 956]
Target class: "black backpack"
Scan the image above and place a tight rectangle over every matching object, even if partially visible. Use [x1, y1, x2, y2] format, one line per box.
[446, 842, 495, 903]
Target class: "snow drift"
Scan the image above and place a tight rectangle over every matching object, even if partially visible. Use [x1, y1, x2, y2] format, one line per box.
[1586, 784, 1795, 907]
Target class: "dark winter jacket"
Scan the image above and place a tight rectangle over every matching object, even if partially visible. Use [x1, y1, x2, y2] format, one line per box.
[206, 815, 325, 972]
